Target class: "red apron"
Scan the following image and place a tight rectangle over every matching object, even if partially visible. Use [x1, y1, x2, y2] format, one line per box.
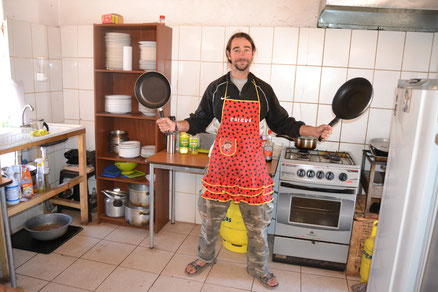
[202, 80, 274, 205]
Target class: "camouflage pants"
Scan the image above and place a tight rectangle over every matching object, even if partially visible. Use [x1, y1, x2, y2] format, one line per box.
[197, 195, 274, 277]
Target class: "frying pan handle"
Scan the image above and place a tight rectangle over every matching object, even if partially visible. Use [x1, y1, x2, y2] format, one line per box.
[317, 117, 339, 142]
[158, 108, 169, 136]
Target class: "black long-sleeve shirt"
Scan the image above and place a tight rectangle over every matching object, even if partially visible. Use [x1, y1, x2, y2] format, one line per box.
[185, 72, 305, 137]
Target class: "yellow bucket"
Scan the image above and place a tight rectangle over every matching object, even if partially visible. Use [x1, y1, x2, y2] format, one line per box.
[220, 202, 248, 253]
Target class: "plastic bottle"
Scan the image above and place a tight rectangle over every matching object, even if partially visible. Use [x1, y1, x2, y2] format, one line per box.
[263, 130, 273, 162]
[5, 167, 20, 205]
[360, 220, 378, 282]
[40, 147, 50, 175]
[35, 158, 46, 192]
[179, 132, 189, 154]
[189, 134, 199, 155]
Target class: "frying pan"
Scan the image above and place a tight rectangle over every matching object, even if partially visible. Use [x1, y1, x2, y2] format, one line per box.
[134, 71, 171, 122]
[318, 77, 373, 141]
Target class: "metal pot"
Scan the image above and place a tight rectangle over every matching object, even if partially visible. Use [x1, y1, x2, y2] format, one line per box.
[102, 189, 128, 217]
[128, 184, 149, 207]
[275, 134, 318, 150]
[24, 213, 72, 241]
[109, 130, 129, 154]
[369, 138, 389, 157]
[124, 201, 150, 226]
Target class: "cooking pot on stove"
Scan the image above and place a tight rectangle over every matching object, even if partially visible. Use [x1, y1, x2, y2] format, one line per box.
[369, 138, 389, 157]
[276, 134, 318, 150]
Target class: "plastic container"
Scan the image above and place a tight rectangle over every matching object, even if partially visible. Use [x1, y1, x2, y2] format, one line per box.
[360, 220, 378, 282]
[179, 132, 189, 154]
[35, 158, 46, 192]
[263, 130, 273, 162]
[5, 167, 20, 205]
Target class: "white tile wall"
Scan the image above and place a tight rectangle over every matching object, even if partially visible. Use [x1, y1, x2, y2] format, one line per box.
[31, 24, 48, 58]
[48, 26, 62, 59]
[77, 25, 93, 58]
[52, 24, 438, 223]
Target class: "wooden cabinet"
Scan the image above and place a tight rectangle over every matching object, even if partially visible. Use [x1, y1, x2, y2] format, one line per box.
[93, 23, 172, 231]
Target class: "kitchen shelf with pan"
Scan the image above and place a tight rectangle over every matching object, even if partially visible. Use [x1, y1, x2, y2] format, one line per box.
[94, 23, 171, 232]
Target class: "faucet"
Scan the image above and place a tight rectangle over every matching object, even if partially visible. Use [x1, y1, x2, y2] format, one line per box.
[21, 104, 34, 127]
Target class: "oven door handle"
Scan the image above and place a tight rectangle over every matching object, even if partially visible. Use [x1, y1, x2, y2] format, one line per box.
[280, 181, 356, 195]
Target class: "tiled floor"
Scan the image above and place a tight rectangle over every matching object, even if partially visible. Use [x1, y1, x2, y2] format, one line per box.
[3, 210, 361, 291]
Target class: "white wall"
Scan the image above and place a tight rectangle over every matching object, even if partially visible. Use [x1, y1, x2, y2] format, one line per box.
[3, 0, 59, 26]
[57, 0, 321, 27]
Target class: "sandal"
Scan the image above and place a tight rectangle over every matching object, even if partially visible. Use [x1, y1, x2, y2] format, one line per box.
[257, 272, 279, 290]
[184, 258, 217, 277]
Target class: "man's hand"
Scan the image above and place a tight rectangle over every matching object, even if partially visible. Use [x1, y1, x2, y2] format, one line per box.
[156, 118, 176, 133]
[299, 124, 333, 140]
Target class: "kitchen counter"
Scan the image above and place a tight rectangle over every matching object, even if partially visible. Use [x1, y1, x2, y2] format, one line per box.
[0, 123, 88, 285]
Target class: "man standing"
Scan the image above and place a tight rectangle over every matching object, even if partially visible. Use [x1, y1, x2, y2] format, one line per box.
[157, 32, 332, 289]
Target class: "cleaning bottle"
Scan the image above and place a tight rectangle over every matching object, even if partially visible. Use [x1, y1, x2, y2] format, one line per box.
[35, 158, 46, 192]
[5, 167, 20, 205]
[360, 220, 378, 282]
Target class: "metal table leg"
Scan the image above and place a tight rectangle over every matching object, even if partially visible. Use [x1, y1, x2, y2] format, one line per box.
[0, 187, 16, 288]
[170, 169, 175, 224]
[149, 164, 155, 249]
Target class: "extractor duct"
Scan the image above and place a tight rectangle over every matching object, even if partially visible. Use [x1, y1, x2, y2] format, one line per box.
[318, 0, 438, 32]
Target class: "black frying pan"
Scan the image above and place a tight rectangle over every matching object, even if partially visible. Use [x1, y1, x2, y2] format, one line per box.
[134, 71, 171, 120]
[318, 77, 373, 141]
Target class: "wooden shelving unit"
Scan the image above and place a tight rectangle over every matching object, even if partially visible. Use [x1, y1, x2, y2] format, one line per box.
[93, 23, 172, 232]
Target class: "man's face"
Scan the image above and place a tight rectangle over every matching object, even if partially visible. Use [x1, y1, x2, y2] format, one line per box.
[226, 37, 254, 72]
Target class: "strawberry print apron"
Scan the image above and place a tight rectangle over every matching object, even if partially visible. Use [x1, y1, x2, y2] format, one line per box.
[202, 80, 274, 205]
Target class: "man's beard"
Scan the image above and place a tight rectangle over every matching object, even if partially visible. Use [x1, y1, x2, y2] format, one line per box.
[234, 59, 251, 71]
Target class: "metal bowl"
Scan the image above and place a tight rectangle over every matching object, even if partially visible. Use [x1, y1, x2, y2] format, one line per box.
[24, 213, 72, 241]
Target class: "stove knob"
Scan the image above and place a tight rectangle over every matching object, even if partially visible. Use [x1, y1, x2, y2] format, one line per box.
[307, 170, 315, 178]
[316, 171, 325, 179]
[326, 171, 334, 180]
[297, 169, 306, 177]
[339, 173, 348, 181]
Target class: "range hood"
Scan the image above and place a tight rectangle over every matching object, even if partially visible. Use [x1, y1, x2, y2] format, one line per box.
[318, 0, 438, 32]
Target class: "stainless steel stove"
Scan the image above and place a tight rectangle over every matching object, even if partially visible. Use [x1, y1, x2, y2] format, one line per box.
[273, 147, 361, 271]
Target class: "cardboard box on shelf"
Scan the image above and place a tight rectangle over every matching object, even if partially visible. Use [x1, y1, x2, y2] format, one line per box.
[101, 13, 124, 24]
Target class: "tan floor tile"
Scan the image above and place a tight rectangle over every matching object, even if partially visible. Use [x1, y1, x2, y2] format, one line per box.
[206, 261, 253, 290]
[162, 253, 212, 282]
[217, 247, 247, 264]
[95, 266, 159, 292]
[39, 282, 90, 292]
[252, 268, 300, 292]
[79, 222, 117, 239]
[14, 274, 48, 292]
[302, 273, 349, 292]
[54, 235, 100, 257]
[16, 253, 76, 281]
[161, 221, 196, 234]
[177, 235, 222, 256]
[302, 266, 346, 279]
[81, 239, 136, 265]
[60, 209, 82, 226]
[104, 226, 148, 245]
[149, 274, 203, 292]
[267, 258, 301, 273]
[139, 231, 187, 252]
[347, 279, 362, 292]
[190, 224, 202, 236]
[120, 246, 173, 274]
[201, 283, 250, 292]
[52, 258, 116, 291]
[12, 248, 37, 268]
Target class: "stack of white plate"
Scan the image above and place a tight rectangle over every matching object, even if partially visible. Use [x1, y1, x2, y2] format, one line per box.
[141, 145, 156, 158]
[138, 102, 156, 117]
[138, 41, 156, 71]
[106, 32, 131, 70]
[119, 141, 141, 158]
[105, 95, 132, 114]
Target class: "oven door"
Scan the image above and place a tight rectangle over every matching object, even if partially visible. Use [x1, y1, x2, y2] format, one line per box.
[275, 181, 356, 244]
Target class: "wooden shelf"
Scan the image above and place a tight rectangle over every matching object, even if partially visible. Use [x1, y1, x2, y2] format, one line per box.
[97, 175, 149, 185]
[96, 112, 157, 120]
[94, 22, 172, 232]
[99, 214, 150, 230]
[96, 153, 149, 164]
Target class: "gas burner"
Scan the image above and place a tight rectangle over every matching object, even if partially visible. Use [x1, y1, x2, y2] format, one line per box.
[324, 153, 342, 164]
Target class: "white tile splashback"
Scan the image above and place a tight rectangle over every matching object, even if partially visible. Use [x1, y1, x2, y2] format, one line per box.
[50, 24, 438, 223]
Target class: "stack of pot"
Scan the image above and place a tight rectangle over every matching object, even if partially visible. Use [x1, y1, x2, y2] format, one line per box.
[102, 189, 128, 218]
[109, 130, 129, 154]
[125, 184, 150, 226]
